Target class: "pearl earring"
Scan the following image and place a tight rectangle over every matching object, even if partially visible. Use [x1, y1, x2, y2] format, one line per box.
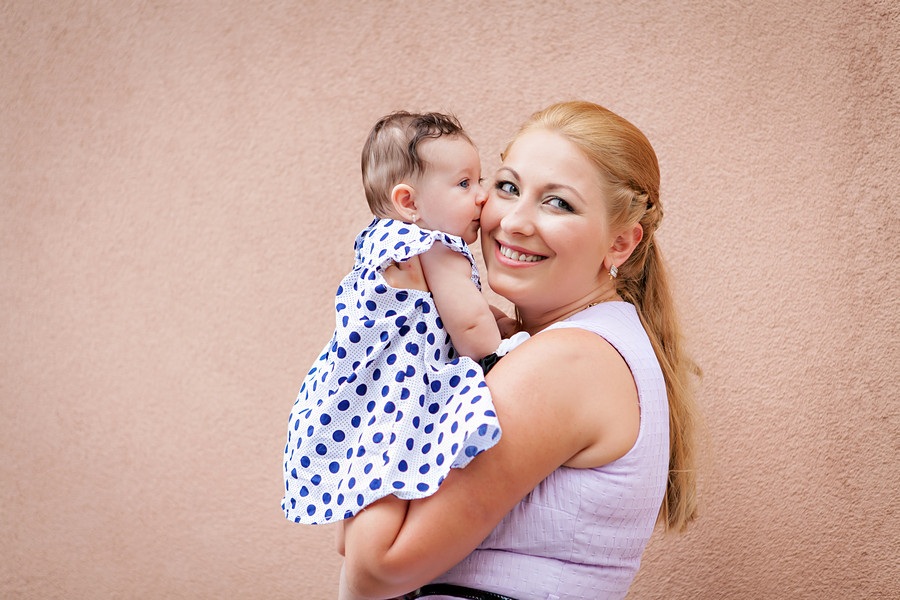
[609, 264, 618, 280]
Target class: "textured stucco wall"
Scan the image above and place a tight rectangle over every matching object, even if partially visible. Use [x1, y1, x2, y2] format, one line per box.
[2, 1, 898, 598]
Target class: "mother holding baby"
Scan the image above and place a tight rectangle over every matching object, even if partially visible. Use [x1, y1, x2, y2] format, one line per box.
[339, 100, 702, 600]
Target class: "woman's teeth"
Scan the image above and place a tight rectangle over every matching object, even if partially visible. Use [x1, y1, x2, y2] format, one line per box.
[499, 244, 545, 263]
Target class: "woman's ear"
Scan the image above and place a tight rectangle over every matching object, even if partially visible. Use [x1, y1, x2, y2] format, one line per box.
[605, 223, 644, 271]
[390, 184, 418, 222]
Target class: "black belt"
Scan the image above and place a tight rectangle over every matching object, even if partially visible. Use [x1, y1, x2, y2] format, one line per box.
[400, 583, 518, 600]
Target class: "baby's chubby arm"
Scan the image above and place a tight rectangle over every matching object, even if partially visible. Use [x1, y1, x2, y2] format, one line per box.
[418, 244, 501, 360]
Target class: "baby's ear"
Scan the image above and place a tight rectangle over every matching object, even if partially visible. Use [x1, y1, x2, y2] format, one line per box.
[390, 184, 418, 222]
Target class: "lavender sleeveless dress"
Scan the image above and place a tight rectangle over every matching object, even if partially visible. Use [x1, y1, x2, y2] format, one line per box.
[430, 302, 669, 600]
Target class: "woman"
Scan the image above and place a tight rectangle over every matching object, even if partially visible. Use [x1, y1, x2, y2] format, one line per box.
[338, 101, 701, 600]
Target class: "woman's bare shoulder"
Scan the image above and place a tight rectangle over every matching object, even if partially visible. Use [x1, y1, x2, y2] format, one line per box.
[493, 326, 640, 468]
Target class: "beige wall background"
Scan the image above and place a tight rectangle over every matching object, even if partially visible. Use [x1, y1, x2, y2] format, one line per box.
[2, 1, 898, 598]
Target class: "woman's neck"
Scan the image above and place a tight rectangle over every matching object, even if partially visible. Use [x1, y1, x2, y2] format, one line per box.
[518, 288, 621, 335]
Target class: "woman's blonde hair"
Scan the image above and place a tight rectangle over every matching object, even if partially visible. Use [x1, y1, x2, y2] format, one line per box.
[514, 101, 702, 532]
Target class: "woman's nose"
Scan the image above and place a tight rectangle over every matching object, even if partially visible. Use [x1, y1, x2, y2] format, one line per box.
[500, 198, 535, 236]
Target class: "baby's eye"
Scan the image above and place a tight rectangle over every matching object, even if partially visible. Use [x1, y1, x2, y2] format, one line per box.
[546, 196, 574, 212]
[496, 181, 519, 195]
[459, 179, 470, 189]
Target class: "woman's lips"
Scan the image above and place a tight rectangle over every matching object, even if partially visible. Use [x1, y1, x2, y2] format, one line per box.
[495, 241, 547, 264]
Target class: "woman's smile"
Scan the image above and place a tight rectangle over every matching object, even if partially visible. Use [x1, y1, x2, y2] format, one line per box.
[495, 240, 548, 264]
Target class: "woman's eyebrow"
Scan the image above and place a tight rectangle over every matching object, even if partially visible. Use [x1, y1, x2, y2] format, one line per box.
[495, 166, 519, 179]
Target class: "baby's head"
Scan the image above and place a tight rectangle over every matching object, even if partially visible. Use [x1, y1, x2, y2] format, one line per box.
[362, 111, 485, 242]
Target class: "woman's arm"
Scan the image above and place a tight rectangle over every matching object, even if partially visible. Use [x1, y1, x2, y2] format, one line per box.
[340, 327, 640, 599]
[417, 243, 501, 360]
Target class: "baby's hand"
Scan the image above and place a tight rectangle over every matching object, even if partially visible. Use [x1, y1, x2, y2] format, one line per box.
[490, 305, 519, 338]
[383, 255, 428, 291]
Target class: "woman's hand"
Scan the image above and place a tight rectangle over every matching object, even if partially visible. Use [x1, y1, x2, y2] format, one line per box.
[383, 256, 428, 291]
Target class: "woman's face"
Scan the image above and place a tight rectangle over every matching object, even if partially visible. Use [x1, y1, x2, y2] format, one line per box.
[480, 128, 615, 321]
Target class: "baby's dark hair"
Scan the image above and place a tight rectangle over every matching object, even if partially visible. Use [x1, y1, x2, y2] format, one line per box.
[361, 111, 472, 217]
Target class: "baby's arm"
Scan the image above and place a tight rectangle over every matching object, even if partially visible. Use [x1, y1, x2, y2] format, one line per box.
[418, 244, 501, 360]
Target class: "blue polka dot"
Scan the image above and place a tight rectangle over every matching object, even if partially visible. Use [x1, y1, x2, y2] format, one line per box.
[419, 463, 430, 474]
[384, 401, 396, 413]
[393, 481, 405, 489]
[332, 430, 345, 442]
[373, 432, 384, 443]
[398, 460, 408, 472]
[323, 492, 332, 504]
[337, 399, 350, 411]
[430, 380, 441, 393]
[416, 322, 427, 334]
[356, 383, 368, 396]
[311, 474, 322, 485]
[300, 456, 310, 468]
[349, 331, 361, 343]
[405, 342, 419, 356]
[416, 483, 429, 492]
[320, 413, 331, 426]
[299, 486, 309, 497]
[316, 443, 328, 455]
[307, 504, 316, 516]
[370, 478, 382, 490]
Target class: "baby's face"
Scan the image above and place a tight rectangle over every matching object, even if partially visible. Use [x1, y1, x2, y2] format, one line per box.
[412, 136, 487, 244]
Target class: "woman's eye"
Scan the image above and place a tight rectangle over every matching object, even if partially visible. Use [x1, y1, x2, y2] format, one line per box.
[547, 196, 574, 212]
[496, 181, 519, 195]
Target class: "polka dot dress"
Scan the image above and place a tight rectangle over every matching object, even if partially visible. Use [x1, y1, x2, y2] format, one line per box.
[282, 218, 502, 525]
